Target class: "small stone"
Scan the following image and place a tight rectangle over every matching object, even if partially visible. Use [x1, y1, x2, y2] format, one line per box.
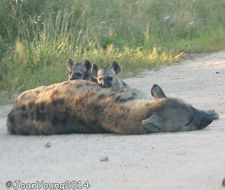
[45, 141, 52, 148]
[100, 156, 109, 162]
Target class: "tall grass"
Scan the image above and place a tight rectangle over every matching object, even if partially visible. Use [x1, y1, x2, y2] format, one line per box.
[0, 0, 225, 103]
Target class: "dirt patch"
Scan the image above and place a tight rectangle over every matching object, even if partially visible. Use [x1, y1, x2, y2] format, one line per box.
[0, 51, 225, 190]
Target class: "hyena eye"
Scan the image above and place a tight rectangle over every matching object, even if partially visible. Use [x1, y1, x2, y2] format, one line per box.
[107, 76, 113, 81]
[75, 72, 82, 77]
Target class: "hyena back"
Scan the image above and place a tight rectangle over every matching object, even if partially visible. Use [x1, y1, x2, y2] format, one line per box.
[7, 81, 218, 135]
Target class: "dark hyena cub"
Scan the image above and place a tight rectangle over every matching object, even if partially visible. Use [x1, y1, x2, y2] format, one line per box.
[92, 61, 129, 90]
[67, 58, 96, 81]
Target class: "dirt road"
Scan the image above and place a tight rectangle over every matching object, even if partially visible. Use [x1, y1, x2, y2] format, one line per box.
[0, 51, 225, 190]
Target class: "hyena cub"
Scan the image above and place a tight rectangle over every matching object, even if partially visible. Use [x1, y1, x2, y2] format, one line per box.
[92, 61, 145, 100]
[67, 58, 96, 81]
[92, 61, 129, 89]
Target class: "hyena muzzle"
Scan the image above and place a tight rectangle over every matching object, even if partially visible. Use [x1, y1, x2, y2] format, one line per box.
[7, 81, 218, 135]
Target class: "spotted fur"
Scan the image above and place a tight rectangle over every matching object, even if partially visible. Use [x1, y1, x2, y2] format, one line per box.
[7, 81, 218, 135]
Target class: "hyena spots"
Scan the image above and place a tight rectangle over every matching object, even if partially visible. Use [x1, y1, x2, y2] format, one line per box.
[6, 81, 218, 135]
[67, 58, 93, 81]
[92, 61, 129, 89]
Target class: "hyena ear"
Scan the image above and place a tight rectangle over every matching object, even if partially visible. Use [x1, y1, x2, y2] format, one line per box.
[92, 64, 99, 77]
[111, 61, 121, 75]
[84, 60, 92, 72]
[151, 84, 167, 99]
[142, 114, 163, 133]
[67, 58, 74, 72]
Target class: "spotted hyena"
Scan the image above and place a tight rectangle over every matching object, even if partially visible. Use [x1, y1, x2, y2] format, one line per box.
[7, 81, 218, 135]
[91, 61, 145, 100]
[67, 58, 96, 81]
[92, 61, 129, 89]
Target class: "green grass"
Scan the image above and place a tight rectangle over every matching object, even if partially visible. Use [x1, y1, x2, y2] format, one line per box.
[1, 0, 225, 104]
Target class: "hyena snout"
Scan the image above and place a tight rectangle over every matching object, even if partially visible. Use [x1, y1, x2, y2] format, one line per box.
[194, 109, 214, 129]
[98, 76, 113, 88]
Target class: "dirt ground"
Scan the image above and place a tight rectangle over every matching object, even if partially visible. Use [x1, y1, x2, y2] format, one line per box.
[0, 51, 225, 190]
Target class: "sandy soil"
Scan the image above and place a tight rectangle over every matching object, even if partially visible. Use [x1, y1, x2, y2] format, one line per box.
[0, 51, 225, 190]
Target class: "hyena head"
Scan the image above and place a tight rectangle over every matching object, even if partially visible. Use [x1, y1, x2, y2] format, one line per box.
[142, 84, 218, 132]
[67, 58, 92, 80]
[92, 61, 122, 88]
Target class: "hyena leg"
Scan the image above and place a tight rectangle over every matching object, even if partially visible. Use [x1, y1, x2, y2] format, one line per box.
[151, 84, 167, 99]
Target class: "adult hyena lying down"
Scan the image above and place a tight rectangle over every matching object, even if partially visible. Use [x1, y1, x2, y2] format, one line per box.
[7, 81, 218, 135]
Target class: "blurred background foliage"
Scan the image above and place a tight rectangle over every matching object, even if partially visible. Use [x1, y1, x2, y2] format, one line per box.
[0, 0, 225, 103]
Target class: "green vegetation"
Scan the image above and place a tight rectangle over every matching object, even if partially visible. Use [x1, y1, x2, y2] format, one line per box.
[1, 0, 225, 103]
